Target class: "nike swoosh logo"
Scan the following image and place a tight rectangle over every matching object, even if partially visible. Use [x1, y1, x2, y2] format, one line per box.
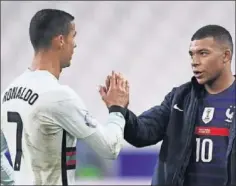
[173, 104, 183, 112]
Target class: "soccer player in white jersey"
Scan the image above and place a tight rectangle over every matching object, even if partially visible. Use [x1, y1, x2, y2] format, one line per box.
[1, 9, 129, 185]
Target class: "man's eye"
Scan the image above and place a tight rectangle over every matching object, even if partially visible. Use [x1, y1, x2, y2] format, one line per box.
[200, 51, 208, 56]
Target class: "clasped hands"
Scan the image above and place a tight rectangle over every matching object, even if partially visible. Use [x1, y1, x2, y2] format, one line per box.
[99, 71, 129, 108]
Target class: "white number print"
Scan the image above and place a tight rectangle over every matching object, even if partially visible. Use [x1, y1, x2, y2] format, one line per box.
[196, 138, 213, 162]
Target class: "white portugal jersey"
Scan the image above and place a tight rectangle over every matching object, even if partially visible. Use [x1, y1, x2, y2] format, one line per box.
[1, 70, 125, 185]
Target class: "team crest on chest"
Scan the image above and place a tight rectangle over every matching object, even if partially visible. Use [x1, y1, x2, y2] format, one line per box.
[225, 105, 235, 123]
[202, 107, 215, 124]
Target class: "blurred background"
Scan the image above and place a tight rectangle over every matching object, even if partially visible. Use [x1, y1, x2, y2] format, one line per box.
[1, 1, 235, 185]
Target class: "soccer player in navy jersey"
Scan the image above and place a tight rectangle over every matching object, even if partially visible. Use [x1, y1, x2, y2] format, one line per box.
[184, 25, 235, 186]
[106, 25, 235, 186]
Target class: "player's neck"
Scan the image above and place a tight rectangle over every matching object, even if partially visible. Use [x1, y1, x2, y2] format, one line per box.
[204, 68, 234, 95]
[30, 51, 61, 79]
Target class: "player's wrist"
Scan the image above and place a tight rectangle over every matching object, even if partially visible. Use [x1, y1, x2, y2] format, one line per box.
[108, 105, 127, 118]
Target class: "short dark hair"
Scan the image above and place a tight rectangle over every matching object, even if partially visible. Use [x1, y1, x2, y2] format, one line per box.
[29, 9, 74, 51]
[191, 25, 234, 56]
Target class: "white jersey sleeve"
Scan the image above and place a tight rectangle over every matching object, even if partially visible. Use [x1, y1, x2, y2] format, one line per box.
[1, 129, 8, 154]
[83, 112, 125, 159]
[1, 130, 14, 185]
[34, 87, 125, 159]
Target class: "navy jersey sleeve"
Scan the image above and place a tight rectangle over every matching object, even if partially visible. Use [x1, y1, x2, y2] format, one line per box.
[124, 88, 176, 147]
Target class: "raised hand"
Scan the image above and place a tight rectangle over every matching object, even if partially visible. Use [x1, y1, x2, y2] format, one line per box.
[99, 71, 129, 108]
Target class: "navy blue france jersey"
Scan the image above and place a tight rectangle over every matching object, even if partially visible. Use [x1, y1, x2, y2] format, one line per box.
[184, 81, 236, 186]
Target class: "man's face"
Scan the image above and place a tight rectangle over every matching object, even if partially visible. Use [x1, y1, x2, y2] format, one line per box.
[189, 37, 226, 85]
[60, 22, 77, 68]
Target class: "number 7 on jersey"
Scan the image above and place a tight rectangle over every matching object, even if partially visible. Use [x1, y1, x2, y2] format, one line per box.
[7, 112, 23, 171]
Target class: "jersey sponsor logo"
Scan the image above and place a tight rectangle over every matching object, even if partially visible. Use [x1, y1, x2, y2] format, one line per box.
[202, 107, 215, 124]
[2, 86, 39, 105]
[195, 126, 229, 137]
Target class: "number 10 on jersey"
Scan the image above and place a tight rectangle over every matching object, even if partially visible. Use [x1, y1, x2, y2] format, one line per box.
[196, 138, 213, 163]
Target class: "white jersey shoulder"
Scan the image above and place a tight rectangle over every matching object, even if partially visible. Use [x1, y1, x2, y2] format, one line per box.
[1, 70, 92, 185]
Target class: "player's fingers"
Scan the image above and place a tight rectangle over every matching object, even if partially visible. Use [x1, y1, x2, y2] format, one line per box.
[110, 71, 116, 89]
[121, 74, 127, 90]
[98, 84, 107, 92]
[103, 86, 108, 94]
[118, 73, 127, 90]
[106, 75, 111, 89]
[125, 80, 129, 93]
[98, 85, 106, 99]
[116, 72, 123, 89]
[115, 72, 120, 84]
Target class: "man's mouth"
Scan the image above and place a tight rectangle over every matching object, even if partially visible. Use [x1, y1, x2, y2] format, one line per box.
[193, 71, 203, 78]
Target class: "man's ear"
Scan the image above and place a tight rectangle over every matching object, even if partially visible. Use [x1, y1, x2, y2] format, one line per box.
[58, 35, 65, 49]
[223, 49, 232, 63]
[51, 35, 65, 49]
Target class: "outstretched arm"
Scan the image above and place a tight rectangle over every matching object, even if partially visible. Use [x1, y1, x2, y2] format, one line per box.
[124, 89, 175, 147]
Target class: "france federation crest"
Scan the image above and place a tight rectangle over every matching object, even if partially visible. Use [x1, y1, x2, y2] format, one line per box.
[202, 107, 215, 124]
